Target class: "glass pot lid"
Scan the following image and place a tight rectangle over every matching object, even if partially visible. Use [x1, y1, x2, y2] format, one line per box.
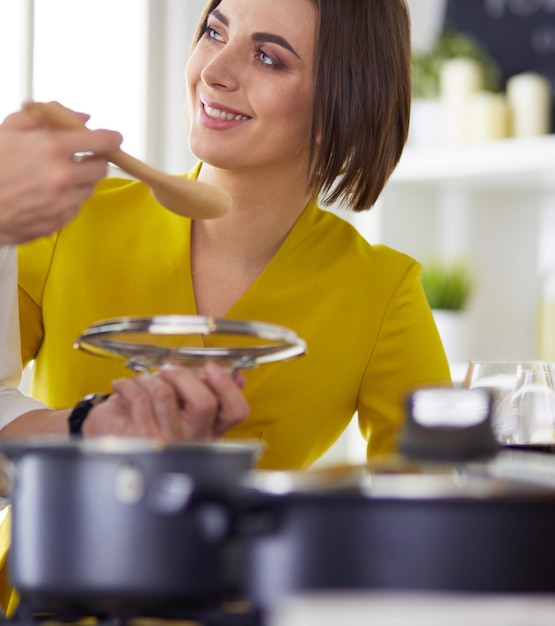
[74, 315, 307, 373]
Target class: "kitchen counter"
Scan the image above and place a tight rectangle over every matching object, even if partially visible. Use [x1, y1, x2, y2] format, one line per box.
[268, 592, 555, 626]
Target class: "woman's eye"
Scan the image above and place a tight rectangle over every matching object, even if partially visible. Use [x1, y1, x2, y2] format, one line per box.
[257, 49, 279, 68]
[205, 26, 224, 42]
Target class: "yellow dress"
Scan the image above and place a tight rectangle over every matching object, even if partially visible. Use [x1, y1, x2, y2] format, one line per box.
[17, 165, 451, 469]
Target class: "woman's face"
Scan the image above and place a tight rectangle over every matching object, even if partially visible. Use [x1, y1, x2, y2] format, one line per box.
[186, 0, 317, 176]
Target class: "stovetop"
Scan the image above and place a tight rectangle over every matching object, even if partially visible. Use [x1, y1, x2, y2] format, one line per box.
[1, 601, 264, 626]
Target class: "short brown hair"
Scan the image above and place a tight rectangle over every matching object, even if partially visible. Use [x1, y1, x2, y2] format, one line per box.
[193, 0, 411, 212]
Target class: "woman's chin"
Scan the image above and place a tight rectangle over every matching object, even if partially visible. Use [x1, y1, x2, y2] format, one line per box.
[188, 139, 224, 167]
[189, 145, 243, 172]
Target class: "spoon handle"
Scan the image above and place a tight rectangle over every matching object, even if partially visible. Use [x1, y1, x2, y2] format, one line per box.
[23, 101, 159, 182]
[102, 148, 169, 188]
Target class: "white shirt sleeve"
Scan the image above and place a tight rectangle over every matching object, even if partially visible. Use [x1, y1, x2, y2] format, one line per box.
[0, 246, 48, 429]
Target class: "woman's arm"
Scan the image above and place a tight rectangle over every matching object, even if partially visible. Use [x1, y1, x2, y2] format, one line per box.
[358, 261, 452, 459]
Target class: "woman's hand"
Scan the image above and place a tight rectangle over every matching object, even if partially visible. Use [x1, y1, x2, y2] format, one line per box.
[0, 105, 122, 245]
[85, 363, 249, 441]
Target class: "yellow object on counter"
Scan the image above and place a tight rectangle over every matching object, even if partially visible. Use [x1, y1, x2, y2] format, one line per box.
[0, 506, 18, 618]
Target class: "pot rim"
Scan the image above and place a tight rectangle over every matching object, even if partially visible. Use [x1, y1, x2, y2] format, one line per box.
[243, 452, 555, 501]
[0, 435, 262, 458]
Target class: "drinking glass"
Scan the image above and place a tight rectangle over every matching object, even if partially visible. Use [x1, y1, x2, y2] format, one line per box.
[504, 368, 555, 449]
[463, 360, 554, 444]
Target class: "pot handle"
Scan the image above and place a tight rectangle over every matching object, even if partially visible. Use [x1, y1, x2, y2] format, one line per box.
[147, 474, 241, 543]
[186, 483, 280, 542]
[399, 387, 499, 463]
[152, 482, 248, 543]
[234, 487, 284, 537]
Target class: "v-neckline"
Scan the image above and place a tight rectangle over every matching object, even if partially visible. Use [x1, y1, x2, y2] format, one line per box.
[185, 197, 320, 321]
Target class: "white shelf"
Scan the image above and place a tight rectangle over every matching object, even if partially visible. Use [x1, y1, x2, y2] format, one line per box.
[376, 134, 555, 363]
[390, 134, 555, 189]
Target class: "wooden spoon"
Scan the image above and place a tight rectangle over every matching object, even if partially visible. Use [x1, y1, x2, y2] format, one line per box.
[23, 101, 231, 220]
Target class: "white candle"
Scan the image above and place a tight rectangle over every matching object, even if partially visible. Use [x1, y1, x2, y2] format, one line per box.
[440, 58, 483, 102]
[466, 91, 510, 143]
[440, 58, 483, 145]
[507, 72, 551, 137]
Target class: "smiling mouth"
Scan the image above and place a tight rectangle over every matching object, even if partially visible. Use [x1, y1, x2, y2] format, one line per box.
[204, 104, 250, 121]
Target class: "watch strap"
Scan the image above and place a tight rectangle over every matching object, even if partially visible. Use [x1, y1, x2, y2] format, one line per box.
[68, 393, 110, 436]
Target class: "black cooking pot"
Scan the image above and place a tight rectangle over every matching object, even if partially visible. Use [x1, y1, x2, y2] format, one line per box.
[239, 387, 555, 609]
[241, 459, 555, 609]
[0, 437, 259, 614]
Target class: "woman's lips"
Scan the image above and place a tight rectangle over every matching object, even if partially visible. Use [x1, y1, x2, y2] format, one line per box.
[204, 103, 250, 121]
[198, 100, 251, 129]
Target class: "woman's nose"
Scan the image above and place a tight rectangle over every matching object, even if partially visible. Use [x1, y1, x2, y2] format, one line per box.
[200, 45, 241, 91]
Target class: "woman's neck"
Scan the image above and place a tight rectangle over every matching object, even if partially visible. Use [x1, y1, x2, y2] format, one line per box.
[194, 163, 314, 267]
[190, 163, 314, 317]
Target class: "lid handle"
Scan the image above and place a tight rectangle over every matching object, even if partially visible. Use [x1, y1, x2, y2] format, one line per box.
[398, 387, 499, 463]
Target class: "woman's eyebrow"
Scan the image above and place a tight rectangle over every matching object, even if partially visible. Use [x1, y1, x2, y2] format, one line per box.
[253, 32, 300, 58]
[210, 8, 300, 59]
[211, 9, 229, 26]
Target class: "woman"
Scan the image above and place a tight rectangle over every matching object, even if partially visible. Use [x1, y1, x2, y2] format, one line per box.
[15, 0, 451, 469]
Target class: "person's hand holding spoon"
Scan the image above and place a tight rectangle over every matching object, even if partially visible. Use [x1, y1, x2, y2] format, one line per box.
[23, 101, 231, 220]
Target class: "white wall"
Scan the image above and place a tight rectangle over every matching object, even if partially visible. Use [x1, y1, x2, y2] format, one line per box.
[406, 0, 447, 51]
[146, 0, 207, 173]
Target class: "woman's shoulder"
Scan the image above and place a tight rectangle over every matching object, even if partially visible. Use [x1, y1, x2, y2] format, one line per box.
[311, 206, 420, 274]
[18, 173, 189, 271]
[84, 164, 200, 219]
[95, 174, 141, 193]
[67, 172, 192, 237]
[86, 175, 152, 209]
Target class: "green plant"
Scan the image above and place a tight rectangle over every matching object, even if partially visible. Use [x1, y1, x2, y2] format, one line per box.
[421, 260, 473, 311]
[412, 30, 501, 99]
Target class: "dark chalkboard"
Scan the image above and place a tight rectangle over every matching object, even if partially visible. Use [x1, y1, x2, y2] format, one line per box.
[445, 0, 555, 130]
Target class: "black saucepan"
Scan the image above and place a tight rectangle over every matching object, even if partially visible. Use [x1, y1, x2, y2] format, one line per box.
[239, 388, 555, 609]
[241, 459, 555, 609]
[0, 437, 259, 615]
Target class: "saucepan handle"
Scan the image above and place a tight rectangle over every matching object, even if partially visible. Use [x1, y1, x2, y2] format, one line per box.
[145, 470, 243, 543]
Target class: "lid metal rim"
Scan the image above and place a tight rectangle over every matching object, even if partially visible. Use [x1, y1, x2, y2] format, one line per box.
[75, 315, 307, 368]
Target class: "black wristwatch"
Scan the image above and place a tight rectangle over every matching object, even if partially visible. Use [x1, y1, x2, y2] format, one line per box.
[68, 393, 110, 436]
